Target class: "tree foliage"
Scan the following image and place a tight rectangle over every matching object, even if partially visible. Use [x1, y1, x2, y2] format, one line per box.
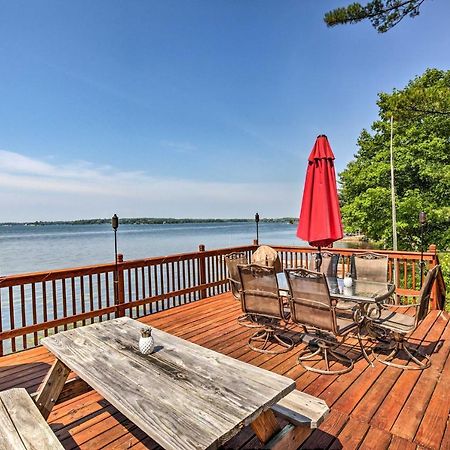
[339, 69, 450, 251]
[324, 0, 427, 33]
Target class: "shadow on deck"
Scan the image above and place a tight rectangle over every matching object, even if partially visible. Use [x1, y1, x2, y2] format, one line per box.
[0, 292, 449, 449]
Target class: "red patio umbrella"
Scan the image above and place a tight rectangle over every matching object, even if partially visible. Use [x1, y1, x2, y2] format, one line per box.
[296, 135, 343, 267]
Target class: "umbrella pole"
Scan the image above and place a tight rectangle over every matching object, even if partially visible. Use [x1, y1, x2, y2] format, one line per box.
[316, 246, 322, 271]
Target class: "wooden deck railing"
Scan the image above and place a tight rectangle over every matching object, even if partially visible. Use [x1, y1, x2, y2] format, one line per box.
[0, 243, 444, 356]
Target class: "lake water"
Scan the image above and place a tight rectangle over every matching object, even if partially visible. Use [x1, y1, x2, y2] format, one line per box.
[0, 222, 308, 276]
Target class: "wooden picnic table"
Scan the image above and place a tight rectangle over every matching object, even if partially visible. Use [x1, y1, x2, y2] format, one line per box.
[37, 317, 298, 450]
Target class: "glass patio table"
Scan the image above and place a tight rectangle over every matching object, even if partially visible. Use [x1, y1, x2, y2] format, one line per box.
[326, 277, 395, 305]
[277, 273, 395, 306]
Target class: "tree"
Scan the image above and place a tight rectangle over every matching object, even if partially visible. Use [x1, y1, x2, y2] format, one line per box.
[339, 69, 450, 251]
[324, 0, 428, 33]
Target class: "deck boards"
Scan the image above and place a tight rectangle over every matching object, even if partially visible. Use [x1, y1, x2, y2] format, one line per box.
[0, 292, 448, 449]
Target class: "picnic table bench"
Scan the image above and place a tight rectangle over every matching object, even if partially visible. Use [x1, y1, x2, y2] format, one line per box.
[0, 388, 63, 450]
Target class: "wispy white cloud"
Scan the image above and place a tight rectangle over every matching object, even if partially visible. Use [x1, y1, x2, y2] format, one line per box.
[160, 140, 198, 153]
[0, 150, 301, 221]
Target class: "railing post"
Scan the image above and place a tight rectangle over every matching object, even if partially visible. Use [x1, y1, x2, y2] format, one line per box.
[253, 239, 258, 246]
[116, 253, 125, 317]
[198, 245, 207, 299]
[428, 244, 438, 310]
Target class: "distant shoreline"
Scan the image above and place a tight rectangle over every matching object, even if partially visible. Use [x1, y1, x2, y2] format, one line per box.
[0, 217, 298, 226]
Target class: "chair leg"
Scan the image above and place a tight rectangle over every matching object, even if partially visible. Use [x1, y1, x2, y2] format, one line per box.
[373, 336, 431, 370]
[297, 340, 353, 375]
[358, 332, 374, 367]
[237, 314, 261, 328]
[248, 327, 294, 354]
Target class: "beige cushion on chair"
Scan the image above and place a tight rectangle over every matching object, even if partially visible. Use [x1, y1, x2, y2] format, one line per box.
[252, 246, 282, 273]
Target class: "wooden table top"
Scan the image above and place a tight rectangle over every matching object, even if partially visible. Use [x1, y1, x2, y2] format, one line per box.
[41, 317, 295, 450]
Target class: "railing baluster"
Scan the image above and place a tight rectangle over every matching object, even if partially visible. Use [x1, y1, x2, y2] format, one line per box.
[52, 280, 58, 334]
[97, 273, 102, 321]
[160, 263, 167, 309]
[134, 268, 139, 317]
[147, 266, 155, 314]
[20, 285, 26, 349]
[42, 282, 48, 337]
[8, 287, 15, 352]
[31, 283, 38, 346]
[105, 273, 110, 320]
[71, 277, 77, 327]
[62, 279, 68, 330]
[403, 260, 407, 289]
[171, 262, 175, 308]
[88, 275, 94, 324]
[153, 265, 159, 312]
[80, 276, 86, 325]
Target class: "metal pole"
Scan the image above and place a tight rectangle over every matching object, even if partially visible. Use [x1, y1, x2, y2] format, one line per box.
[419, 211, 427, 288]
[420, 224, 424, 287]
[255, 212, 260, 245]
[390, 116, 398, 287]
[114, 229, 118, 266]
[112, 214, 119, 309]
[316, 246, 322, 271]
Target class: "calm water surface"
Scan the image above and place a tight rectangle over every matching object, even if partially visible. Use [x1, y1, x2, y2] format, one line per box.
[0, 222, 307, 275]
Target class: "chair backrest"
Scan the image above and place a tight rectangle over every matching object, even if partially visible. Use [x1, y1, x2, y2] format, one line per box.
[351, 252, 388, 282]
[251, 245, 282, 273]
[314, 251, 340, 277]
[238, 264, 284, 319]
[285, 268, 337, 334]
[224, 252, 248, 299]
[415, 265, 440, 326]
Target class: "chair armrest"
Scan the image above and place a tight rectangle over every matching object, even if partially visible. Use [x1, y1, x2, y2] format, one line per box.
[228, 277, 241, 287]
[335, 302, 355, 311]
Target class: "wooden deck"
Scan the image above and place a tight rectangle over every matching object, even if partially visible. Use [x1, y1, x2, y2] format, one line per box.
[0, 292, 449, 449]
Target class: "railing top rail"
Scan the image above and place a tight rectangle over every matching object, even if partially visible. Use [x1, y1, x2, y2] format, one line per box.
[270, 245, 437, 260]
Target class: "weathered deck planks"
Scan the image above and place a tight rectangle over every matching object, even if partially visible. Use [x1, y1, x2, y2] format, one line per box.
[0, 291, 449, 449]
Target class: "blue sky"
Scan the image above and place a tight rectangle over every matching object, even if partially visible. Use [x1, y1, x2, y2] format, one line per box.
[1, 0, 449, 221]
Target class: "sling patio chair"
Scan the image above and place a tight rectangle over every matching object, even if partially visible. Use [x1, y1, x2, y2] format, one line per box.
[313, 251, 340, 277]
[370, 264, 440, 370]
[237, 263, 293, 354]
[313, 251, 356, 315]
[350, 251, 394, 308]
[251, 245, 283, 273]
[224, 251, 247, 300]
[224, 251, 256, 327]
[350, 251, 388, 283]
[285, 267, 358, 375]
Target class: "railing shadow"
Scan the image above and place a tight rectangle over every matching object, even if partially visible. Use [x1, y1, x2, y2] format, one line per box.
[0, 361, 51, 392]
[50, 398, 156, 449]
[300, 430, 343, 449]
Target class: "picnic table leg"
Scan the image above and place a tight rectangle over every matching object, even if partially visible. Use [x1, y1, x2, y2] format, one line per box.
[35, 359, 71, 419]
[251, 409, 281, 444]
[251, 410, 313, 449]
[264, 423, 312, 450]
